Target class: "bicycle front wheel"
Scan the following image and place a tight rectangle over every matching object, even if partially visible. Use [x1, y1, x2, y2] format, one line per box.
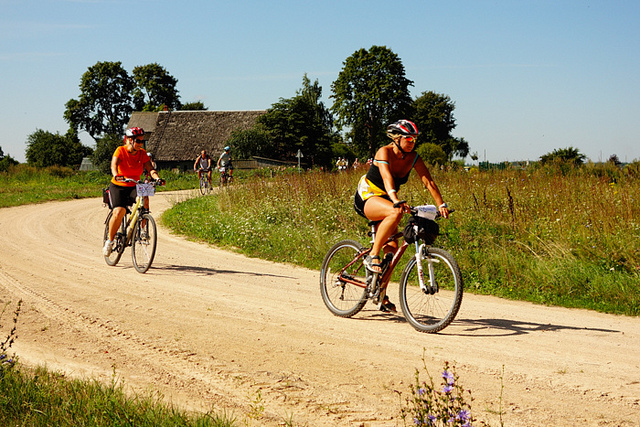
[132, 213, 157, 273]
[320, 240, 368, 318]
[199, 176, 207, 195]
[104, 211, 124, 266]
[399, 247, 463, 333]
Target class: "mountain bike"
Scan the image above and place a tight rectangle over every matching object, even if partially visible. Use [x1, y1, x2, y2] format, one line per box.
[219, 166, 233, 186]
[320, 204, 463, 333]
[103, 179, 159, 274]
[197, 168, 212, 195]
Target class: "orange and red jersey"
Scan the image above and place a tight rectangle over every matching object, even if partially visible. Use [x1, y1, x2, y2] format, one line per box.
[110, 146, 150, 187]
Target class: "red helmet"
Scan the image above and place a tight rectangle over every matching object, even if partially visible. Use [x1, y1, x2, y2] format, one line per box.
[386, 120, 419, 138]
[125, 127, 145, 138]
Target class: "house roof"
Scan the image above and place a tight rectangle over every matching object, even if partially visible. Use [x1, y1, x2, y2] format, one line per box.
[128, 112, 159, 133]
[127, 110, 266, 162]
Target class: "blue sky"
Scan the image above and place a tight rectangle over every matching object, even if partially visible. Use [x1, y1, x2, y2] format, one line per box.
[1, 0, 639, 164]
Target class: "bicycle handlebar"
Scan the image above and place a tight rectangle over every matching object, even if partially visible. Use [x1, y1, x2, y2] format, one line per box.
[115, 176, 165, 186]
[406, 203, 455, 219]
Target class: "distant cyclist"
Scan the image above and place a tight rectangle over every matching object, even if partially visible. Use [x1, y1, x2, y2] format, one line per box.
[103, 127, 164, 256]
[194, 150, 212, 186]
[217, 146, 234, 178]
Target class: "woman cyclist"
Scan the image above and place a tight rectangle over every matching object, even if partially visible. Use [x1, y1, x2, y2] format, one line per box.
[103, 127, 163, 256]
[354, 119, 449, 312]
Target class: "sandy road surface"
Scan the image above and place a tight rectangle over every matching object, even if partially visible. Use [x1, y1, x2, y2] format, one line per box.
[0, 190, 638, 426]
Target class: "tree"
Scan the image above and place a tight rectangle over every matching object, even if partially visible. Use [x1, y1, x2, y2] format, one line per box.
[540, 147, 586, 166]
[257, 74, 339, 167]
[331, 46, 413, 159]
[132, 63, 181, 111]
[65, 61, 136, 141]
[0, 146, 19, 172]
[180, 101, 208, 111]
[226, 126, 273, 160]
[91, 134, 122, 174]
[416, 143, 448, 166]
[25, 129, 92, 168]
[608, 154, 622, 167]
[412, 91, 469, 160]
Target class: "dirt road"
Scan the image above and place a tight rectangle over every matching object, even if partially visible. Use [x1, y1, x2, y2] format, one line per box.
[0, 190, 638, 426]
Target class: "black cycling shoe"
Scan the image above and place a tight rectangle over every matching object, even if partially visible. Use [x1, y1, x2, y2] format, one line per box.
[379, 296, 397, 313]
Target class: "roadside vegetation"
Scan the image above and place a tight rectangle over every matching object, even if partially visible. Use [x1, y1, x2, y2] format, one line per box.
[0, 164, 199, 208]
[162, 161, 640, 316]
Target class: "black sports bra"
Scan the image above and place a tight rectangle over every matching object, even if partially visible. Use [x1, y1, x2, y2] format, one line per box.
[365, 153, 419, 191]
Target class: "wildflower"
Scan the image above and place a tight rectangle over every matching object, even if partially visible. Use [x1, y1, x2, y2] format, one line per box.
[443, 384, 453, 393]
[442, 370, 455, 385]
[457, 409, 470, 421]
[418, 387, 426, 396]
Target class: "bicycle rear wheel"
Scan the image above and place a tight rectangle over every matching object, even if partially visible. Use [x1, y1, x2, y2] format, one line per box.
[103, 211, 125, 266]
[398, 247, 463, 333]
[131, 213, 157, 273]
[320, 240, 368, 318]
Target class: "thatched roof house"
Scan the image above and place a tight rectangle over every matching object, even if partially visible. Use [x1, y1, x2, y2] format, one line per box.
[127, 110, 266, 170]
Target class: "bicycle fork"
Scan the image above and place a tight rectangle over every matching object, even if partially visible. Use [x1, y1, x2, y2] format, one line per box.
[414, 242, 438, 295]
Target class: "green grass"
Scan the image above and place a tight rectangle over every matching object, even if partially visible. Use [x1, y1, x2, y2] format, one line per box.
[162, 163, 640, 316]
[0, 364, 235, 426]
[0, 164, 207, 208]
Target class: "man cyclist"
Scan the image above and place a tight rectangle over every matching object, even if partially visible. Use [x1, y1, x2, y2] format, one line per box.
[194, 150, 212, 186]
[103, 127, 164, 257]
[217, 146, 233, 180]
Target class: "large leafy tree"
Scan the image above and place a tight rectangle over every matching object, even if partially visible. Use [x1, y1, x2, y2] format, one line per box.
[330, 46, 413, 159]
[64, 61, 136, 141]
[132, 63, 181, 111]
[257, 74, 338, 167]
[25, 129, 92, 168]
[65, 61, 182, 140]
[412, 91, 469, 160]
[226, 126, 272, 160]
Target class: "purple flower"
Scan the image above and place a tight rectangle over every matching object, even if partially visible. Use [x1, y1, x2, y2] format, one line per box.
[443, 385, 453, 393]
[418, 387, 426, 396]
[457, 410, 470, 421]
[442, 370, 455, 385]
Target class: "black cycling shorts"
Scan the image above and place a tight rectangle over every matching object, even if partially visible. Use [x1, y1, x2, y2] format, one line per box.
[108, 183, 137, 209]
[353, 191, 391, 219]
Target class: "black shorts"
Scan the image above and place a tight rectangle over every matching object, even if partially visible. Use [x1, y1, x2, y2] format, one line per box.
[108, 183, 137, 209]
[353, 191, 391, 219]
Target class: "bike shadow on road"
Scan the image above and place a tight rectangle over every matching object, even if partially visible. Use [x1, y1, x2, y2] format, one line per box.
[149, 263, 296, 279]
[350, 311, 620, 337]
[439, 317, 621, 337]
